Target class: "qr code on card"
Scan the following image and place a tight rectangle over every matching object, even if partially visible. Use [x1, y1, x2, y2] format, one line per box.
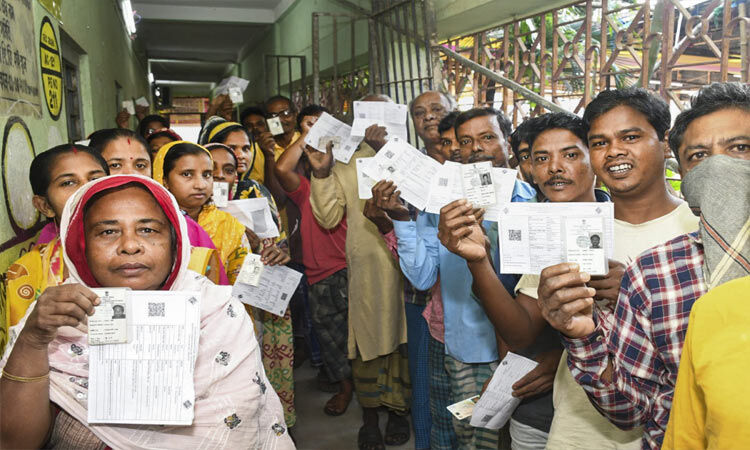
[148, 302, 165, 317]
[438, 178, 448, 187]
[508, 229, 522, 241]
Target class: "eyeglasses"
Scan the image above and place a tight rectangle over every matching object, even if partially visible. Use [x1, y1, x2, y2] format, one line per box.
[266, 109, 294, 119]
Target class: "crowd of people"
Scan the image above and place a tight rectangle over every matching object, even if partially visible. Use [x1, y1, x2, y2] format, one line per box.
[0, 80, 748, 450]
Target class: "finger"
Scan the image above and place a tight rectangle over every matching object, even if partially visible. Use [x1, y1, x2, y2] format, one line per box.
[557, 297, 594, 316]
[511, 368, 540, 390]
[72, 284, 100, 304]
[513, 377, 553, 398]
[443, 214, 477, 230]
[54, 302, 89, 322]
[540, 263, 580, 281]
[439, 199, 470, 217]
[448, 225, 474, 241]
[587, 278, 615, 291]
[440, 201, 474, 221]
[540, 271, 592, 297]
[593, 287, 619, 302]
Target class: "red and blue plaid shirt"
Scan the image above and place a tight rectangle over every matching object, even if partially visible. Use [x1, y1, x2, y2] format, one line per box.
[562, 231, 706, 450]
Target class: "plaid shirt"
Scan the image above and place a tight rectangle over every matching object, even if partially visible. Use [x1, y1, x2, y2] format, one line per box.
[562, 231, 706, 450]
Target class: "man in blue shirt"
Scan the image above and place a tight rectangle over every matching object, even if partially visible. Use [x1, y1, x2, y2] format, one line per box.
[372, 108, 543, 449]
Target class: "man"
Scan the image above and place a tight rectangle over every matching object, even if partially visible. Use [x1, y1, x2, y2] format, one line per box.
[438, 112, 602, 449]
[305, 94, 411, 450]
[373, 107, 539, 449]
[363, 90, 455, 450]
[537, 82, 750, 449]
[239, 105, 268, 183]
[410, 91, 456, 162]
[265, 95, 301, 159]
[509, 116, 545, 200]
[437, 111, 462, 163]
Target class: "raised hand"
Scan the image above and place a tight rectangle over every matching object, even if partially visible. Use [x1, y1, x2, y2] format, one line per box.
[134, 104, 149, 121]
[364, 124, 388, 151]
[303, 142, 335, 178]
[21, 284, 99, 349]
[536, 263, 596, 338]
[257, 130, 278, 157]
[437, 199, 487, 262]
[115, 109, 131, 129]
[371, 180, 410, 221]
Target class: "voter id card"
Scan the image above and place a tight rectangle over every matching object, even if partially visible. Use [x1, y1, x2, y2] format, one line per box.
[88, 288, 130, 345]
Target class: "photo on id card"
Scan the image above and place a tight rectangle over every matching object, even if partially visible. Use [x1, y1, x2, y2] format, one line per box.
[88, 288, 130, 345]
[564, 216, 607, 275]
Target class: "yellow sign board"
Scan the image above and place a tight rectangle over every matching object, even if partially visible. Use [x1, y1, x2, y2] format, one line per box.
[38, 0, 63, 21]
[39, 16, 62, 120]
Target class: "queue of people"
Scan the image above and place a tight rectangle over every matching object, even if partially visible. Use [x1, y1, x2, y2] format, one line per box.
[0, 81, 748, 450]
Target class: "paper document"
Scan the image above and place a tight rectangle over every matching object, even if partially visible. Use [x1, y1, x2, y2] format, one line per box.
[233, 265, 303, 316]
[425, 164, 518, 215]
[303, 112, 363, 163]
[212, 182, 229, 208]
[121, 100, 135, 115]
[361, 137, 441, 211]
[496, 202, 614, 275]
[425, 161, 464, 214]
[447, 395, 480, 420]
[88, 288, 130, 345]
[461, 161, 496, 207]
[215, 76, 249, 96]
[469, 352, 538, 429]
[88, 290, 201, 425]
[220, 198, 280, 239]
[483, 168, 520, 220]
[356, 157, 377, 199]
[267, 117, 284, 135]
[351, 101, 409, 141]
[135, 96, 149, 107]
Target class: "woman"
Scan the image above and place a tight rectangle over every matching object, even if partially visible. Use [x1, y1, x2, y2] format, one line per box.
[199, 116, 263, 186]
[154, 140, 297, 428]
[88, 128, 151, 176]
[4, 145, 108, 350]
[0, 175, 293, 449]
[146, 128, 182, 156]
[137, 114, 169, 139]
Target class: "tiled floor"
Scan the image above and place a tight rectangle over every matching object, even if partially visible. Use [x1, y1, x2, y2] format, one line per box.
[292, 363, 413, 450]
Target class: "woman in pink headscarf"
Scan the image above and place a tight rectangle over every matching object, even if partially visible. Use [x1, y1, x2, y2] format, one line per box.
[0, 175, 293, 449]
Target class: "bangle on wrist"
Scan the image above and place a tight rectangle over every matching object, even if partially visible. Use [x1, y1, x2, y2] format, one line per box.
[2, 370, 50, 383]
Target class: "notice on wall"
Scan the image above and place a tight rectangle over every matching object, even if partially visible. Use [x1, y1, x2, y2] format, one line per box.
[0, 0, 42, 117]
[39, 15, 62, 120]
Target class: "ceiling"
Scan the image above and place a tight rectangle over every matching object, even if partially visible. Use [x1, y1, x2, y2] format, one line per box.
[132, 0, 295, 86]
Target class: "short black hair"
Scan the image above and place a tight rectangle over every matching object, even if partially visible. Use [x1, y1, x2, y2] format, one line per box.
[29, 144, 109, 196]
[669, 82, 750, 163]
[454, 107, 512, 140]
[240, 106, 265, 125]
[524, 112, 588, 151]
[510, 116, 544, 160]
[437, 111, 460, 134]
[264, 95, 295, 113]
[137, 114, 169, 138]
[583, 87, 670, 141]
[297, 104, 330, 129]
[88, 128, 149, 157]
[162, 142, 210, 178]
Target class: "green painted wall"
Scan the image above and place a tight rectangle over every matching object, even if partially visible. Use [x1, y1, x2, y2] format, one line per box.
[239, 0, 371, 104]
[0, 0, 149, 278]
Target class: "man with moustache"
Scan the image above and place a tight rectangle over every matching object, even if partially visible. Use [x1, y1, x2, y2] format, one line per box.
[371, 108, 538, 449]
[539, 82, 750, 449]
[437, 112, 604, 448]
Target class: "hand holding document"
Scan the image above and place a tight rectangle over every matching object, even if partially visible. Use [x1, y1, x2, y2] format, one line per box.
[351, 101, 409, 141]
[303, 112, 363, 163]
[469, 352, 539, 429]
[232, 264, 303, 316]
[361, 137, 441, 211]
[88, 290, 201, 425]
[220, 198, 280, 239]
[135, 96, 149, 107]
[497, 202, 615, 275]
